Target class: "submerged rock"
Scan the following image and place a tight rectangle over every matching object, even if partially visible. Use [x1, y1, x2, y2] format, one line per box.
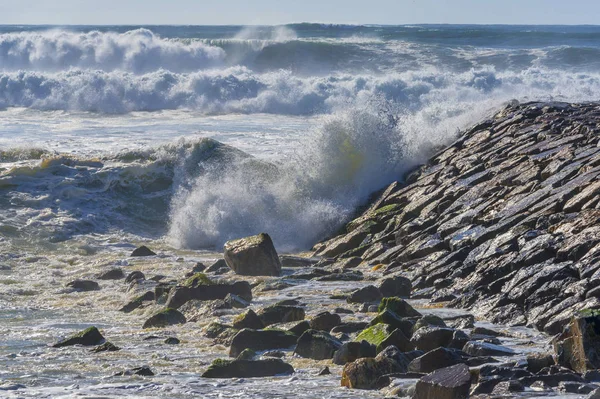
[223, 233, 282, 276]
[229, 328, 297, 357]
[53, 326, 105, 348]
[66, 279, 100, 292]
[202, 358, 294, 378]
[96, 268, 125, 280]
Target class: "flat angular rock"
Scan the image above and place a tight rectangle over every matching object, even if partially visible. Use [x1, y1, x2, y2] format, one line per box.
[202, 358, 294, 378]
[223, 233, 282, 276]
[165, 281, 252, 309]
[408, 347, 464, 374]
[462, 341, 516, 357]
[53, 326, 105, 348]
[414, 363, 471, 399]
[411, 326, 456, 352]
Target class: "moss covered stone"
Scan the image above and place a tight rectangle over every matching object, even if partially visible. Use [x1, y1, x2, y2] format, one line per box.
[182, 273, 212, 288]
[355, 323, 390, 347]
[142, 308, 186, 329]
[53, 326, 105, 348]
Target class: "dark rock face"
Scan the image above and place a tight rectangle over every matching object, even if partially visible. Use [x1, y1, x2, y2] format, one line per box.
[119, 291, 155, 313]
[53, 327, 105, 348]
[294, 329, 342, 360]
[414, 363, 471, 399]
[223, 233, 282, 276]
[313, 101, 600, 335]
[347, 285, 382, 304]
[463, 341, 516, 357]
[115, 366, 154, 376]
[142, 308, 186, 329]
[90, 341, 120, 352]
[379, 275, 412, 298]
[232, 309, 264, 330]
[131, 245, 156, 257]
[229, 329, 297, 357]
[202, 358, 294, 378]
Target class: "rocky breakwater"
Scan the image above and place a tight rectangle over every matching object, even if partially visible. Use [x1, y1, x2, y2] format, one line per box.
[315, 101, 600, 334]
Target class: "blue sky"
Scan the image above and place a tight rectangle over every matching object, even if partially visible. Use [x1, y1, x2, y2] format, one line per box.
[0, 0, 599, 25]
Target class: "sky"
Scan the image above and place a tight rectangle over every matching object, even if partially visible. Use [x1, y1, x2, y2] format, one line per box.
[0, 0, 599, 26]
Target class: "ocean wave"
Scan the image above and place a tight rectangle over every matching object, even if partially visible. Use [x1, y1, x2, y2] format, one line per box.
[0, 29, 225, 73]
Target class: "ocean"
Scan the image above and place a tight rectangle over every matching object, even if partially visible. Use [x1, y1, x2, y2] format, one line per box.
[0, 24, 598, 398]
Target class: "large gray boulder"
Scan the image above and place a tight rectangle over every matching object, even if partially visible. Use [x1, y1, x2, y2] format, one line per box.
[223, 233, 282, 276]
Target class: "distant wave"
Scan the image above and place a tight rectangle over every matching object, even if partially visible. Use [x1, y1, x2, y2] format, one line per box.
[1, 66, 600, 114]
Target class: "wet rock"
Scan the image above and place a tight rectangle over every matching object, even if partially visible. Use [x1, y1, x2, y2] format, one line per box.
[408, 347, 465, 374]
[90, 341, 120, 353]
[202, 358, 294, 378]
[232, 309, 264, 330]
[333, 341, 377, 365]
[131, 245, 156, 257]
[66, 279, 100, 291]
[378, 275, 412, 298]
[462, 341, 516, 357]
[142, 308, 186, 329]
[526, 353, 555, 373]
[414, 363, 471, 399]
[125, 271, 145, 284]
[205, 259, 228, 273]
[369, 309, 414, 338]
[164, 337, 180, 345]
[96, 268, 125, 280]
[288, 320, 311, 336]
[115, 366, 154, 376]
[309, 311, 341, 332]
[258, 305, 305, 326]
[165, 281, 252, 309]
[119, 291, 155, 313]
[236, 348, 256, 360]
[412, 314, 447, 334]
[229, 329, 297, 357]
[355, 323, 392, 348]
[295, 329, 342, 360]
[341, 346, 415, 390]
[318, 366, 331, 376]
[377, 328, 414, 353]
[410, 326, 456, 352]
[378, 297, 422, 318]
[203, 322, 239, 345]
[331, 321, 369, 334]
[223, 233, 282, 276]
[347, 285, 382, 303]
[263, 350, 285, 358]
[53, 327, 105, 348]
[224, 293, 250, 309]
